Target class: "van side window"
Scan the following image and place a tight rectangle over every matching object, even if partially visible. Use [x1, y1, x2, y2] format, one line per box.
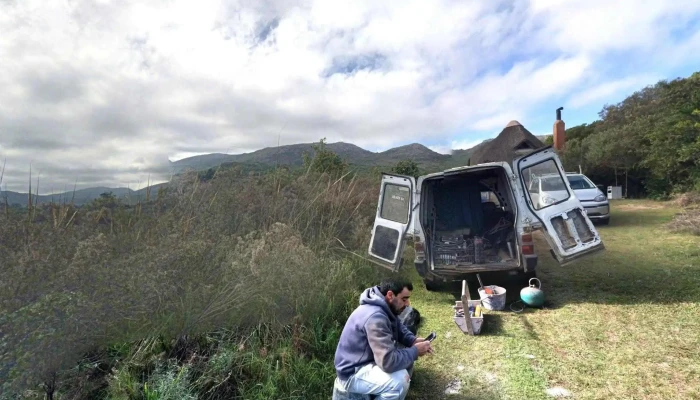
[380, 184, 410, 224]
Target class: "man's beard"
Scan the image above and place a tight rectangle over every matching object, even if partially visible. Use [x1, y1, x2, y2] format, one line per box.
[389, 302, 404, 316]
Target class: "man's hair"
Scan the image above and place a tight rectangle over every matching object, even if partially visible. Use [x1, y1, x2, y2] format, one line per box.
[379, 278, 413, 296]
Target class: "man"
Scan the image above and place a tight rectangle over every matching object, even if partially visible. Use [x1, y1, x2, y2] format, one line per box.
[334, 279, 433, 400]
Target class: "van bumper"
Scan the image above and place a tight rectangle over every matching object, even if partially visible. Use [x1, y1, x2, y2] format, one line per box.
[582, 203, 610, 220]
[415, 258, 534, 280]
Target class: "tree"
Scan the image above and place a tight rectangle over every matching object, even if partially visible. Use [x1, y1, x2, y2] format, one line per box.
[302, 138, 347, 177]
[89, 192, 121, 210]
[559, 70, 700, 197]
[565, 122, 599, 142]
[197, 167, 219, 182]
[391, 159, 420, 178]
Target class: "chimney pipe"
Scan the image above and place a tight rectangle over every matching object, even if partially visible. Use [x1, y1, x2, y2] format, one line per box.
[553, 107, 565, 151]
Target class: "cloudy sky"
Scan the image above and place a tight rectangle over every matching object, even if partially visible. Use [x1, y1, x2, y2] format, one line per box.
[1, 0, 700, 193]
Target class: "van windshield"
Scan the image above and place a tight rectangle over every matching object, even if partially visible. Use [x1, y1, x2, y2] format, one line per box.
[567, 175, 595, 189]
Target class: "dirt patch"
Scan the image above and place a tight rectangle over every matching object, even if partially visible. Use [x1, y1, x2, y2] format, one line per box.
[444, 379, 462, 395]
[615, 203, 665, 210]
[546, 387, 572, 397]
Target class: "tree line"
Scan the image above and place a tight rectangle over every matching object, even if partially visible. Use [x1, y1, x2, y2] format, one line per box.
[387, 72, 699, 199]
[554, 71, 700, 198]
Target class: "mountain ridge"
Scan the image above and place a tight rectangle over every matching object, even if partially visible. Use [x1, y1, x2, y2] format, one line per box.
[3, 139, 489, 205]
[170, 140, 475, 173]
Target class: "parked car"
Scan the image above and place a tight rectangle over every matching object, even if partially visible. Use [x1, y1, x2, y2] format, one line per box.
[527, 172, 610, 225]
[566, 173, 610, 225]
[366, 146, 606, 290]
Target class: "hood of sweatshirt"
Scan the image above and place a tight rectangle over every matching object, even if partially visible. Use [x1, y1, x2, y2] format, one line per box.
[359, 286, 397, 322]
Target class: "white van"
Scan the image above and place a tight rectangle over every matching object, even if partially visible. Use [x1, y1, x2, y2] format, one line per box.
[366, 146, 605, 289]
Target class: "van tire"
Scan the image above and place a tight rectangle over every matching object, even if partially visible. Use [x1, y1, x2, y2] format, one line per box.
[518, 270, 537, 286]
[424, 279, 447, 292]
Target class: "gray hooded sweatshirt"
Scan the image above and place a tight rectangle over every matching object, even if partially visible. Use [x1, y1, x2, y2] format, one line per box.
[334, 286, 418, 381]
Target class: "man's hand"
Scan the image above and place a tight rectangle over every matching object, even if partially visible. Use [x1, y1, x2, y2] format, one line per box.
[414, 341, 433, 356]
[413, 337, 425, 344]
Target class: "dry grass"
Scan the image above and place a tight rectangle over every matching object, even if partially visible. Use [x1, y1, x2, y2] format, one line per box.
[0, 166, 383, 398]
[668, 191, 700, 235]
[671, 191, 700, 208]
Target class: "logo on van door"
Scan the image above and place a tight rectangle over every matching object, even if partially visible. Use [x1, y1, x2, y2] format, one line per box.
[391, 187, 410, 201]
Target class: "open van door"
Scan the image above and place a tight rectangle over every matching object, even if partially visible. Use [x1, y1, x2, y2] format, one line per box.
[367, 173, 415, 271]
[516, 147, 605, 266]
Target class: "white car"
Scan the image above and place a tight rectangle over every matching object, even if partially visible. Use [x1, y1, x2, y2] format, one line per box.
[527, 173, 610, 225]
[566, 173, 610, 225]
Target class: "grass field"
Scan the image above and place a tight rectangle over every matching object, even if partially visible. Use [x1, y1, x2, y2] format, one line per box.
[402, 200, 700, 399]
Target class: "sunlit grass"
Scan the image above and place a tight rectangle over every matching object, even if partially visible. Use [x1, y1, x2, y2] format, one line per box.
[404, 199, 700, 399]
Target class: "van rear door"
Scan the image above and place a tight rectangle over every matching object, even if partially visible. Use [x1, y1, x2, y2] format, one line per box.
[515, 147, 605, 266]
[367, 173, 415, 271]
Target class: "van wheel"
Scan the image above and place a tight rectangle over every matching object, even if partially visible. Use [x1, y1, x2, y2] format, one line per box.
[519, 270, 537, 286]
[424, 279, 445, 292]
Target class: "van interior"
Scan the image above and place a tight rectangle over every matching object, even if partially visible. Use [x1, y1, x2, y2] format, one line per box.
[420, 166, 520, 272]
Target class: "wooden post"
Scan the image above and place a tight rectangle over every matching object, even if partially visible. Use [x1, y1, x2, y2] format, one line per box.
[461, 280, 474, 336]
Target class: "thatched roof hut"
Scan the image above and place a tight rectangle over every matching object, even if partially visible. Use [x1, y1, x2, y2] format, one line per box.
[468, 120, 545, 165]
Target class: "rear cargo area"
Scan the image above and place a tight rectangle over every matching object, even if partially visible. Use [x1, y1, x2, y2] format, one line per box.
[422, 167, 519, 272]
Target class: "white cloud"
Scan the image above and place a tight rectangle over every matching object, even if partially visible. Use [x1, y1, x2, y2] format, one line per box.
[429, 138, 486, 154]
[428, 145, 452, 155]
[450, 139, 486, 151]
[528, 0, 700, 55]
[567, 74, 661, 109]
[0, 0, 699, 192]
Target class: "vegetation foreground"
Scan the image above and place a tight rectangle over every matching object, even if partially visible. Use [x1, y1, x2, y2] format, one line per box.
[0, 166, 386, 399]
[1, 157, 699, 399]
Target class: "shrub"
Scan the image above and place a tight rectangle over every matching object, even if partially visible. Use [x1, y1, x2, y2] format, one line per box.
[668, 191, 700, 235]
[391, 159, 420, 178]
[302, 138, 348, 177]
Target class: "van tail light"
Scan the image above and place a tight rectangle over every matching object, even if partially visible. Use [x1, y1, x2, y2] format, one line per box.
[414, 242, 425, 253]
[521, 233, 535, 255]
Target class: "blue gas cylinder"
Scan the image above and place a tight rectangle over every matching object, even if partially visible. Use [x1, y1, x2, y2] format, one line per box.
[520, 278, 545, 307]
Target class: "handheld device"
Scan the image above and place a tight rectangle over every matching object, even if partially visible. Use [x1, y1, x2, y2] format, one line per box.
[425, 332, 437, 342]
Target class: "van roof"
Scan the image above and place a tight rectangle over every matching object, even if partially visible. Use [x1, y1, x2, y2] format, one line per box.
[442, 161, 511, 174]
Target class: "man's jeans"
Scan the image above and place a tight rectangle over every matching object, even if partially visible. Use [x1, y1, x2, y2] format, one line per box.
[340, 363, 412, 400]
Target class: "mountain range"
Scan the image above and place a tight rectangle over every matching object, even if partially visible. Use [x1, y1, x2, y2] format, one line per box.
[4, 136, 545, 206]
[1, 185, 168, 208]
[170, 141, 454, 173]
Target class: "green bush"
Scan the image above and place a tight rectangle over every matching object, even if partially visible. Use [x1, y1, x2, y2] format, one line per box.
[391, 159, 420, 178]
[302, 138, 348, 177]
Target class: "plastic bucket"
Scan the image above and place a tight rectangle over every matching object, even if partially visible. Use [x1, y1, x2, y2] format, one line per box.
[478, 285, 506, 311]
